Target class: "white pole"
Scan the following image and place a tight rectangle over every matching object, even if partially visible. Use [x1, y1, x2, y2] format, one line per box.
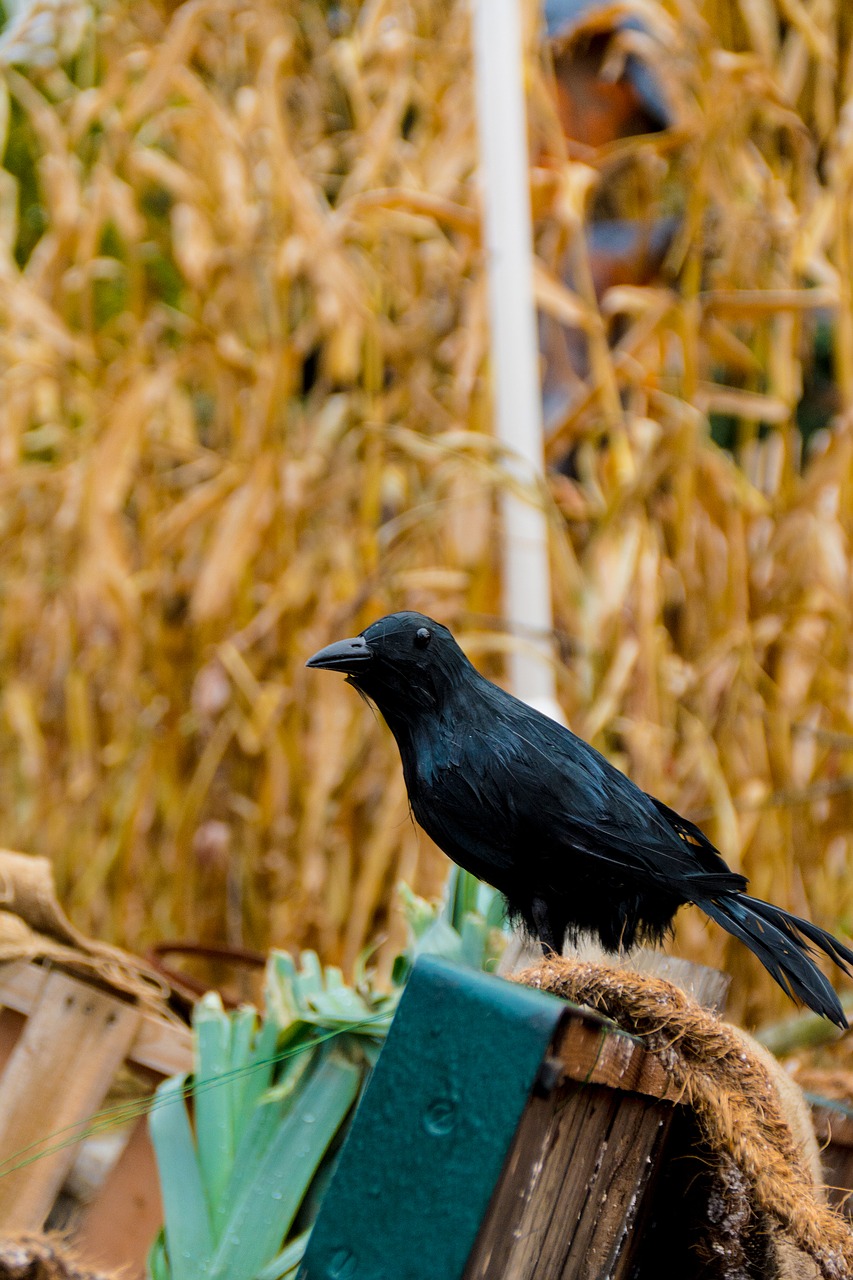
[471, 0, 564, 723]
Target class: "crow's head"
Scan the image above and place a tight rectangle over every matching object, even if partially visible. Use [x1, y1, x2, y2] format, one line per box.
[306, 611, 469, 718]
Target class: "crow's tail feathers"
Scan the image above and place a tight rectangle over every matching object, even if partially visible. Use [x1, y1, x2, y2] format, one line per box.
[698, 893, 853, 1028]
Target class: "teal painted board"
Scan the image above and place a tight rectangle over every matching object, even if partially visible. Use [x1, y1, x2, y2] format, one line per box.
[299, 955, 568, 1280]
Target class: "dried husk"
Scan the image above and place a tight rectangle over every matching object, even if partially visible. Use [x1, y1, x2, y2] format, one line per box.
[0, 0, 851, 1028]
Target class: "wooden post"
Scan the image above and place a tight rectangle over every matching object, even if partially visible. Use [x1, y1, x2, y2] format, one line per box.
[465, 958, 729, 1279]
[465, 1079, 671, 1279]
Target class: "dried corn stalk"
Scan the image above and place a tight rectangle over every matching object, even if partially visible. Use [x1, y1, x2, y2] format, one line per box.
[0, 0, 851, 1026]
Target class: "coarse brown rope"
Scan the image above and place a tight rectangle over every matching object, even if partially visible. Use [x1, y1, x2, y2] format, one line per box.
[517, 957, 853, 1280]
[0, 1233, 115, 1279]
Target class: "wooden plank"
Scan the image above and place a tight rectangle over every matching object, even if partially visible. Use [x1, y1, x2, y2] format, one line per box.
[463, 1079, 672, 1279]
[73, 1113, 163, 1279]
[127, 1008, 194, 1078]
[0, 960, 47, 1013]
[0, 970, 141, 1229]
[557, 1093, 670, 1280]
[0, 960, 193, 1076]
[465, 959, 724, 1279]
[555, 1017, 676, 1101]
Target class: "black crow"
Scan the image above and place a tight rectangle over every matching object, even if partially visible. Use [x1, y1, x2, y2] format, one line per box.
[307, 611, 853, 1026]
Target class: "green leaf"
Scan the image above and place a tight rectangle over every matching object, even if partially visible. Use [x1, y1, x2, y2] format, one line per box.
[293, 950, 323, 1003]
[360, 1040, 383, 1069]
[217, 1044, 319, 1234]
[240, 1004, 284, 1118]
[254, 1228, 311, 1280]
[448, 867, 481, 928]
[229, 1005, 261, 1136]
[352, 937, 384, 993]
[485, 888, 508, 931]
[206, 1052, 360, 1280]
[397, 882, 438, 940]
[391, 953, 412, 987]
[149, 1074, 214, 1279]
[260, 1036, 316, 1105]
[411, 914, 464, 964]
[460, 913, 489, 969]
[147, 1230, 170, 1280]
[265, 952, 302, 1024]
[194, 993, 234, 1224]
[398, 874, 508, 974]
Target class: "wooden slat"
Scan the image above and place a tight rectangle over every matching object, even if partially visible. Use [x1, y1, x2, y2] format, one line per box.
[0, 970, 141, 1229]
[73, 1113, 163, 1279]
[556, 1017, 677, 1101]
[0, 960, 193, 1076]
[464, 958, 727, 1278]
[543, 1088, 670, 1280]
[464, 1080, 672, 1279]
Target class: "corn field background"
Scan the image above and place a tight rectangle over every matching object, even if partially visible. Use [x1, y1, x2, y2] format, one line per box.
[0, 0, 852, 1028]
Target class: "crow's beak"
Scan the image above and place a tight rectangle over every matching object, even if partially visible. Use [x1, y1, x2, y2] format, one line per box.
[306, 634, 372, 674]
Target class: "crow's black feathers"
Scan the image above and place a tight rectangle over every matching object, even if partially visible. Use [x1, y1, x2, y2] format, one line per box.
[307, 611, 853, 1026]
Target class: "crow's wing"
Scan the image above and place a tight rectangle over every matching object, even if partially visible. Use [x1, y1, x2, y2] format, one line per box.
[481, 687, 747, 895]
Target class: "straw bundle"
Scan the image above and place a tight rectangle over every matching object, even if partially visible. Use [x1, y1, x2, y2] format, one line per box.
[0, 0, 851, 1026]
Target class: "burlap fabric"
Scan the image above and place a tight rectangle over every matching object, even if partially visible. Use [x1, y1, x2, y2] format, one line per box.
[0, 849, 167, 1006]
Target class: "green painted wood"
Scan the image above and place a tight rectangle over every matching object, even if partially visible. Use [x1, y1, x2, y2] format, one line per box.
[299, 955, 568, 1280]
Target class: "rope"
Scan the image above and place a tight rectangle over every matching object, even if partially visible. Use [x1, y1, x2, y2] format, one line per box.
[0, 1233, 114, 1279]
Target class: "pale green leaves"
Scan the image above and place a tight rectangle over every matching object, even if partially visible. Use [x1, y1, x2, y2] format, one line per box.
[148, 955, 381, 1280]
[148, 873, 508, 1279]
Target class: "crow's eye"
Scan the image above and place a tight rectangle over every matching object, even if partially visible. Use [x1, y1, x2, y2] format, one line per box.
[414, 627, 432, 649]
